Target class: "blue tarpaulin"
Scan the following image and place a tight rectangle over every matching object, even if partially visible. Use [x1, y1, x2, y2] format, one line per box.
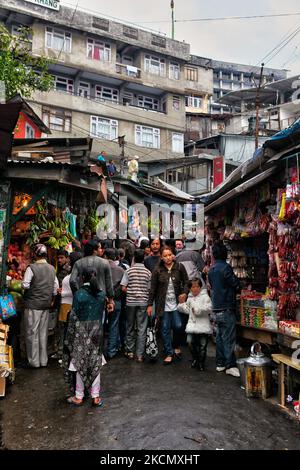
[264, 118, 300, 150]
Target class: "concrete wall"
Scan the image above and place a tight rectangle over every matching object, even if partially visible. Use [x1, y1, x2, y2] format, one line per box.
[31, 90, 185, 130]
[4, 0, 190, 60]
[29, 100, 185, 161]
[220, 135, 267, 164]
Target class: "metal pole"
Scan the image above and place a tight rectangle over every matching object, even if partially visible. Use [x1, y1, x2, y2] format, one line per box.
[255, 63, 264, 150]
[171, 0, 175, 39]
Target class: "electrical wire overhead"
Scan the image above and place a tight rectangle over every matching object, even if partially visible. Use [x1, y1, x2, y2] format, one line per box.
[138, 12, 300, 24]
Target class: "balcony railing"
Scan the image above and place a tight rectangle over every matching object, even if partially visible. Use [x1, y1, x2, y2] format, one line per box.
[115, 63, 141, 79]
[50, 87, 166, 114]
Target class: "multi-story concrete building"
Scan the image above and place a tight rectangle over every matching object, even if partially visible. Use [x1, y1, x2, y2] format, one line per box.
[0, 0, 212, 164]
[209, 58, 287, 115]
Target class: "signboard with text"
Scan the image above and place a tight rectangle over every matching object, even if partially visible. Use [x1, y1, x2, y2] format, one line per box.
[24, 0, 60, 11]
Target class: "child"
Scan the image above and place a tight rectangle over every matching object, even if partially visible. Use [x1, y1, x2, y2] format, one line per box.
[177, 278, 212, 371]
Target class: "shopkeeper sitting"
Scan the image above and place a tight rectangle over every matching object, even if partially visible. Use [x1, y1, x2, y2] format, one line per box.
[22, 244, 59, 369]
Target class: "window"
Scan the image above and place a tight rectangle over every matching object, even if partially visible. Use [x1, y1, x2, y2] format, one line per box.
[87, 38, 111, 61]
[90, 116, 118, 140]
[173, 95, 181, 111]
[172, 133, 184, 153]
[78, 81, 90, 98]
[169, 62, 180, 80]
[25, 123, 35, 138]
[122, 92, 134, 106]
[185, 67, 198, 82]
[95, 85, 119, 103]
[185, 96, 202, 108]
[137, 95, 159, 110]
[53, 76, 74, 93]
[45, 27, 71, 53]
[167, 168, 184, 183]
[135, 125, 160, 148]
[189, 164, 208, 179]
[42, 107, 72, 133]
[144, 55, 166, 76]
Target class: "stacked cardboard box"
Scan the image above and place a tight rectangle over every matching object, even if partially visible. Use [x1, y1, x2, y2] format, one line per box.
[0, 323, 13, 397]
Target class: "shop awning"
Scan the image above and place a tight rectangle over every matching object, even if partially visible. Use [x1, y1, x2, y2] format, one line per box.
[205, 166, 277, 212]
[157, 178, 194, 201]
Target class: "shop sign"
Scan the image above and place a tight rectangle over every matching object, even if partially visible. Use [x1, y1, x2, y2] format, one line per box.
[213, 156, 224, 189]
[24, 0, 60, 11]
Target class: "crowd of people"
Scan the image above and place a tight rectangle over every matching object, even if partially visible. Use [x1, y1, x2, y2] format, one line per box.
[20, 236, 242, 407]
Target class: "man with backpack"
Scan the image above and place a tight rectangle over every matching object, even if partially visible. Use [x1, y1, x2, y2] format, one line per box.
[175, 239, 205, 281]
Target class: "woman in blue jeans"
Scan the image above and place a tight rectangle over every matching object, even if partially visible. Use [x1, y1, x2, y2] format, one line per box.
[147, 246, 189, 364]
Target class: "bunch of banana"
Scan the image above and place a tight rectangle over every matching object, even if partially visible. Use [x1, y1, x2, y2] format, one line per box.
[85, 210, 99, 232]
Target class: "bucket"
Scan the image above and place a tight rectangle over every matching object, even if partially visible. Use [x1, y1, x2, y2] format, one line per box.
[236, 358, 246, 388]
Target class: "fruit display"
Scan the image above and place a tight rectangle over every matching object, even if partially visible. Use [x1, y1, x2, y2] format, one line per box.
[26, 200, 75, 249]
[7, 242, 31, 279]
[84, 209, 100, 233]
[8, 279, 24, 312]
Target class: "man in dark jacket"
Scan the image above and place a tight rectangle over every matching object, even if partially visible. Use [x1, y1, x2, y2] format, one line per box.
[70, 240, 114, 304]
[208, 243, 241, 377]
[104, 248, 124, 359]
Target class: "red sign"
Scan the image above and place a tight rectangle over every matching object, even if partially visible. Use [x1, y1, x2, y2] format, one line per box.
[213, 156, 224, 189]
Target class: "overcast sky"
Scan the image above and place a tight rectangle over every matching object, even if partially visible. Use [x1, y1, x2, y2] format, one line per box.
[62, 0, 300, 75]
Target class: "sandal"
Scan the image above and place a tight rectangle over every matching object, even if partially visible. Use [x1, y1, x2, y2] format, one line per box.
[174, 349, 182, 360]
[92, 397, 104, 407]
[163, 356, 173, 365]
[124, 352, 134, 360]
[67, 396, 83, 406]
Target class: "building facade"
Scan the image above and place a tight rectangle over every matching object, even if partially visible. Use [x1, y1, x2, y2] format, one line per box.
[0, 0, 213, 163]
[209, 58, 287, 115]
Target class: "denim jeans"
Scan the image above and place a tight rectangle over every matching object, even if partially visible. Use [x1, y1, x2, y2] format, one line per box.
[106, 300, 121, 358]
[161, 310, 182, 357]
[173, 311, 188, 349]
[215, 309, 237, 369]
[125, 305, 148, 357]
[187, 333, 209, 367]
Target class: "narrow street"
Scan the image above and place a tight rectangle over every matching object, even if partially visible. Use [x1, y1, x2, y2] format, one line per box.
[1, 345, 300, 451]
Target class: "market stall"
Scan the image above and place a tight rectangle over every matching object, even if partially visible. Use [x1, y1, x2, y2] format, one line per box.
[204, 149, 300, 348]
[0, 140, 106, 380]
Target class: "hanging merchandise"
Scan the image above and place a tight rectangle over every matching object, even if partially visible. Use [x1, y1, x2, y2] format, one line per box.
[64, 208, 77, 238]
[0, 292, 17, 321]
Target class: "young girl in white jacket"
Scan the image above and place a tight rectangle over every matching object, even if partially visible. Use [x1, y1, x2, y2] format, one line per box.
[177, 278, 212, 371]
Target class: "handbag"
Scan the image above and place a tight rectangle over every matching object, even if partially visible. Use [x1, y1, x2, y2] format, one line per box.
[0, 292, 17, 321]
[145, 317, 158, 360]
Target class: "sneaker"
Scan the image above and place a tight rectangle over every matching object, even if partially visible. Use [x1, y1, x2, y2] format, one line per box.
[225, 367, 240, 377]
[216, 366, 226, 372]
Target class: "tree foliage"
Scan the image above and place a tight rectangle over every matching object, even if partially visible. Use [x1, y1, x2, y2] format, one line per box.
[0, 24, 53, 100]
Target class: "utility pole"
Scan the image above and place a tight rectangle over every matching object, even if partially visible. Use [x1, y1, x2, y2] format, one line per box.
[118, 135, 126, 175]
[171, 0, 175, 39]
[255, 63, 264, 150]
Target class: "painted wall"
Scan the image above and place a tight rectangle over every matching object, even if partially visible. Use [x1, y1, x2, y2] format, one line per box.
[14, 112, 41, 138]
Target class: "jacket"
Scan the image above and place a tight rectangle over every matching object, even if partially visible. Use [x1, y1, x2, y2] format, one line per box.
[208, 260, 240, 311]
[176, 249, 204, 280]
[148, 261, 189, 316]
[69, 255, 114, 298]
[177, 290, 212, 335]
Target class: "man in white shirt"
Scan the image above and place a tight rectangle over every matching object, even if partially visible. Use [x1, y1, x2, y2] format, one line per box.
[22, 244, 59, 368]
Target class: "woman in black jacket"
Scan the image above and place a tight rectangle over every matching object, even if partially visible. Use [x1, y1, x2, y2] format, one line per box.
[147, 246, 189, 364]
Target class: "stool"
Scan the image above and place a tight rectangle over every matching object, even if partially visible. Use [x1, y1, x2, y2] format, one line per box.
[272, 354, 300, 408]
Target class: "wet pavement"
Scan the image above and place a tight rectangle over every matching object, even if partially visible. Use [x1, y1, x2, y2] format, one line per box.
[1, 344, 300, 450]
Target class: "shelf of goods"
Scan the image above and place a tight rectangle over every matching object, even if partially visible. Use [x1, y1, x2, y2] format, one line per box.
[240, 291, 278, 331]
